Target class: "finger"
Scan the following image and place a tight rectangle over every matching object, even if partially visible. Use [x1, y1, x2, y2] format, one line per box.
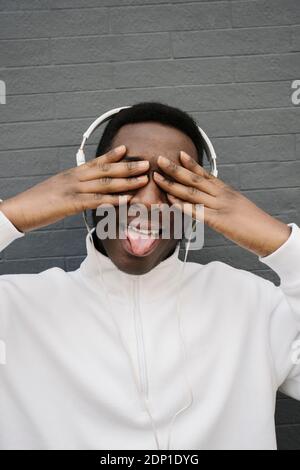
[157, 155, 218, 197]
[153, 172, 218, 209]
[77, 145, 127, 174]
[167, 194, 214, 222]
[180, 151, 226, 189]
[79, 159, 149, 182]
[79, 193, 133, 211]
[78, 175, 149, 194]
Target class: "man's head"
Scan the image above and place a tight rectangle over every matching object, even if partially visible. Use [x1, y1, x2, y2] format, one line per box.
[92, 101, 204, 275]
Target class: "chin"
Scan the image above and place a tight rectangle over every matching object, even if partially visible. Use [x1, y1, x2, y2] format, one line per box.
[104, 240, 177, 276]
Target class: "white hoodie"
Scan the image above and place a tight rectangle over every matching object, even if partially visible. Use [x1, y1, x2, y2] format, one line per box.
[0, 209, 300, 450]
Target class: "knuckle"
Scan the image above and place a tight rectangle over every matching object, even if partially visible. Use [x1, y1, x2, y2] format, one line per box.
[93, 193, 103, 201]
[188, 186, 200, 196]
[188, 157, 197, 167]
[95, 159, 105, 170]
[99, 176, 112, 185]
[191, 174, 202, 184]
[167, 161, 178, 173]
[128, 176, 139, 184]
[85, 160, 94, 168]
[99, 162, 111, 172]
[126, 161, 138, 171]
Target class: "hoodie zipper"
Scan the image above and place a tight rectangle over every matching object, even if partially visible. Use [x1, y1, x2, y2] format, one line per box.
[132, 276, 149, 400]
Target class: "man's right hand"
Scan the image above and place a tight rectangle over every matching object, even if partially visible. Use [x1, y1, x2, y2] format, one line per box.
[0, 145, 149, 233]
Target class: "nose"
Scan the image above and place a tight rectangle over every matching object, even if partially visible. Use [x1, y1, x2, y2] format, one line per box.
[129, 172, 167, 210]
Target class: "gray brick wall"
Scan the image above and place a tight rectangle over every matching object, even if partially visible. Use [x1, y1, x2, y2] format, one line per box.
[0, 0, 299, 450]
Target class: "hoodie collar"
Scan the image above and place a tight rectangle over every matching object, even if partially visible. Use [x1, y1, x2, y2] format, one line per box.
[79, 229, 183, 303]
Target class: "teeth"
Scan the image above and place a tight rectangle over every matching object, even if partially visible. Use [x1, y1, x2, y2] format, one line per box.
[119, 222, 160, 237]
[128, 225, 159, 237]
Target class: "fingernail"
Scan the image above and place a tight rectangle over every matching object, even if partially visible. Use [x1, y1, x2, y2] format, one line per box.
[158, 155, 169, 164]
[115, 145, 126, 152]
[154, 171, 164, 181]
[180, 151, 190, 160]
[137, 175, 148, 181]
[137, 160, 150, 167]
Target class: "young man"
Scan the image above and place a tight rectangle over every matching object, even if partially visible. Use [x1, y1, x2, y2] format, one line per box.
[0, 102, 299, 450]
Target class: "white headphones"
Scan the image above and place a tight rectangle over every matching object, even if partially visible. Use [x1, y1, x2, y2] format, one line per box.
[76, 105, 218, 177]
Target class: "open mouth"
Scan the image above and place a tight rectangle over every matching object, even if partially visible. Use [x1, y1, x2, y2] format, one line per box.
[120, 222, 163, 257]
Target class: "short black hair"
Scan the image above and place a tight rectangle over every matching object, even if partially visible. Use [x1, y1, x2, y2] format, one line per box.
[95, 101, 204, 165]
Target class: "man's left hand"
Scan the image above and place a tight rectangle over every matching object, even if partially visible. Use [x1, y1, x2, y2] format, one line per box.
[154, 151, 292, 257]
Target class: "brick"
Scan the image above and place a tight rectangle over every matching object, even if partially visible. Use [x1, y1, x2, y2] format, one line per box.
[214, 135, 295, 164]
[275, 207, 299, 228]
[50, 0, 216, 8]
[215, 164, 240, 189]
[239, 161, 300, 189]
[49, 9, 109, 37]
[250, 269, 280, 285]
[0, 9, 109, 39]
[54, 82, 293, 120]
[189, 244, 263, 270]
[192, 108, 300, 137]
[276, 425, 300, 450]
[201, 225, 233, 248]
[234, 53, 300, 82]
[0, 175, 47, 199]
[242, 188, 300, 215]
[0, 63, 113, 94]
[276, 398, 300, 425]
[114, 57, 234, 88]
[0, 0, 50, 10]
[275, 210, 300, 226]
[296, 135, 300, 158]
[0, 257, 65, 275]
[0, 38, 50, 66]
[172, 27, 291, 58]
[65, 256, 85, 272]
[63, 213, 86, 230]
[291, 26, 300, 50]
[0, 148, 59, 177]
[278, 392, 289, 400]
[4, 228, 87, 259]
[0, 118, 92, 151]
[110, 3, 231, 33]
[232, 0, 300, 27]
[0, 93, 54, 123]
[51, 33, 170, 64]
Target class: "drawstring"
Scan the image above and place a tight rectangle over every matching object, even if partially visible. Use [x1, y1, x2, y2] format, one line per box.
[87, 220, 195, 450]
[165, 222, 196, 450]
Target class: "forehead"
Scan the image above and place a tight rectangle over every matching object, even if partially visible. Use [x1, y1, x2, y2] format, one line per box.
[111, 121, 198, 162]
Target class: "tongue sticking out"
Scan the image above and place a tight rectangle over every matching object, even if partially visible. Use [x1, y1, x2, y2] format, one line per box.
[126, 229, 158, 256]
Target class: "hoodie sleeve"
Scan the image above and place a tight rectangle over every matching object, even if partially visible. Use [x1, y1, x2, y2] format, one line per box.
[0, 207, 24, 253]
[258, 222, 300, 400]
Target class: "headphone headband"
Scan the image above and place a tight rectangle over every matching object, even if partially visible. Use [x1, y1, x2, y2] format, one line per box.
[76, 106, 218, 177]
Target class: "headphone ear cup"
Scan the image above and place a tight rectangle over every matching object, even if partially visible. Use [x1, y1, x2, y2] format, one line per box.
[197, 126, 218, 177]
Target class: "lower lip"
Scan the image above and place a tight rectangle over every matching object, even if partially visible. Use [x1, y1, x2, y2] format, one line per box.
[120, 234, 162, 258]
